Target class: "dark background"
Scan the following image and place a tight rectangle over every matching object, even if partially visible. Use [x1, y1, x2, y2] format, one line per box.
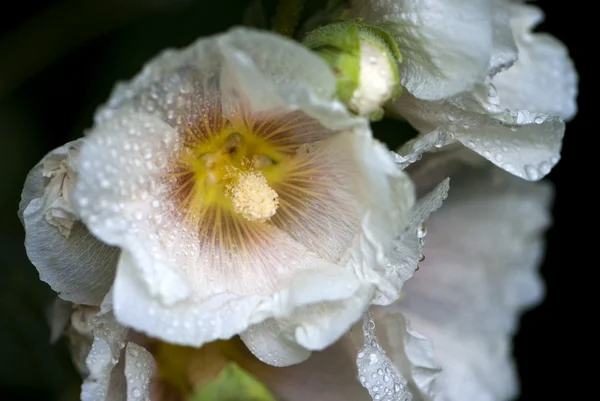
[0, 1, 590, 400]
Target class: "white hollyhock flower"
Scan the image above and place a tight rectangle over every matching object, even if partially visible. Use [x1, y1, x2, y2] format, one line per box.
[393, 165, 552, 400]
[351, 0, 577, 181]
[20, 28, 422, 368]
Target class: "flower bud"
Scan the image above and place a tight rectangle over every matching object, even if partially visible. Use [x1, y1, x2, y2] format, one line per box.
[303, 20, 402, 119]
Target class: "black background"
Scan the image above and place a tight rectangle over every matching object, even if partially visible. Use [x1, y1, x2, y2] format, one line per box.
[0, 1, 591, 400]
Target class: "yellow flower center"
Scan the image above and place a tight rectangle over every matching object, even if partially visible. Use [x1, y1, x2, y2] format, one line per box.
[171, 124, 292, 224]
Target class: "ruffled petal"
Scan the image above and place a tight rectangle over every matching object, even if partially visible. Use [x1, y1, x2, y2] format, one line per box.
[398, 167, 552, 400]
[376, 178, 450, 304]
[79, 310, 129, 401]
[124, 343, 156, 401]
[392, 86, 564, 181]
[19, 140, 119, 305]
[492, 3, 578, 120]
[350, 0, 494, 100]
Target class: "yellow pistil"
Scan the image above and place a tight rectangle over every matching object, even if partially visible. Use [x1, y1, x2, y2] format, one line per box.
[226, 168, 279, 222]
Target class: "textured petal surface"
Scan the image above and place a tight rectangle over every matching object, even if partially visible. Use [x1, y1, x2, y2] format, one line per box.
[398, 167, 552, 400]
[20, 140, 119, 305]
[392, 86, 564, 181]
[350, 0, 494, 100]
[493, 3, 578, 120]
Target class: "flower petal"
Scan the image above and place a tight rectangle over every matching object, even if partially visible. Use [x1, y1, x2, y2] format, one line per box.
[79, 310, 129, 401]
[356, 311, 412, 400]
[350, 0, 494, 100]
[19, 140, 119, 305]
[240, 320, 311, 367]
[392, 87, 564, 181]
[487, 1, 518, 76]
[376, 178, 450, 304]
[124, 343, 156, 401]
[236, 330, 371, 401]
[492, 3, 578, 120]
[112, 248, 362, 353]
[398, 167, 552, 400]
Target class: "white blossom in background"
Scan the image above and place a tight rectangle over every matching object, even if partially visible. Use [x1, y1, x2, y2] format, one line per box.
[350, 0, 578, 181]
[395, 166, 553, 401]
[20, 27, 428, 374]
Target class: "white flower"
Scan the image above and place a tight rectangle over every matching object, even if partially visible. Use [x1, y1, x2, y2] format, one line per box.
[351, 0, 578, 181]
[20, 28, 422, 368]
[392, 165, 552, 400]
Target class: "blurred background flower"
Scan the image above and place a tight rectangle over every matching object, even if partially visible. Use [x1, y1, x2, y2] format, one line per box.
[0, 0, 590, 400]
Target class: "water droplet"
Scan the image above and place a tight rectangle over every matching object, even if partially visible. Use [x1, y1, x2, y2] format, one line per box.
[539, 161, 552, 175]
[524, 164, 539, 180]
[417, 224, 427, 239]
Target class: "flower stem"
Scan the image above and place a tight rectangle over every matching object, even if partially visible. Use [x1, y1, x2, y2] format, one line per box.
[272, 0, 306, 37]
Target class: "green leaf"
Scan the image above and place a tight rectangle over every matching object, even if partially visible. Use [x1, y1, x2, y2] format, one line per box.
[189, 363, 276, 401]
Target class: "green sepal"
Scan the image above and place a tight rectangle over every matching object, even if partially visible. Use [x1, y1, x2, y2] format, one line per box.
[303, 21, 361, 104]
[189, 363, 276, 401]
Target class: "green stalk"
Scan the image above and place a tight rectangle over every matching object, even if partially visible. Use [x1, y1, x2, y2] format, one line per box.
[272, 0, 306, 37]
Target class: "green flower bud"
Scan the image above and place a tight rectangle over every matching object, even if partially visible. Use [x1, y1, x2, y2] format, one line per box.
[303, 20, 402, 119]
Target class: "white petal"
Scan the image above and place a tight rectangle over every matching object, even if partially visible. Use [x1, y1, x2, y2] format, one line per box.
[399, 167, 552, 400]
[80, 311, 129, 401]
[95, 28, 337, 128]
[124, 343, 156, 401]
[493, 3, 578, 120]
[371, 309, 442, 400]
[487, 1, 518, 76]
[75, 28, 414, 362]
[240, 320, 311, 367]
[392, 87, 564, 181]
[20, 140, 118, 305]
[112, 249, 362, 353]
[377, 178, 450, 304]
[237, 328, 372, 401]
[350, 0, 494, 100]
[356, 311, 412, 400]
